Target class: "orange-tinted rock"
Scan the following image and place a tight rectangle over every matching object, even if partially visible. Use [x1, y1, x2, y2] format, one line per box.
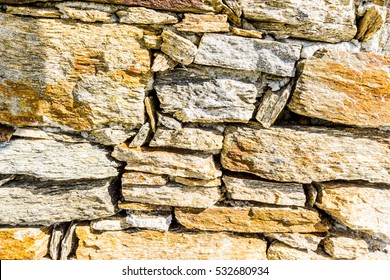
[0, 227, 51, 260]
[289, 50, 390, 128]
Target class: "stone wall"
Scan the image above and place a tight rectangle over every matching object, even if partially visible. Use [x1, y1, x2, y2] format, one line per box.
[0, 0, 389, 260]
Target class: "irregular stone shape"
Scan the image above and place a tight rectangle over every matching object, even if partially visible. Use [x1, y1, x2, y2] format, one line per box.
[118, 202, 172, 212]
[161, 30, 198, 65]
[157, 113, 182, 130]
[175, 206, 328, 233]
[155, 67, 259, 123]
[60, 222, 77, 260]
[231, 27, 263, 39]
[316, 182, 390, 240]
[0, 227, 51, 260]
[357, 5, 386, 41]
[60, 7, 114, 23]
[223, 175, 306, 207]
[0, 13, 150, 131]
[128, 122, 151, 147]
[0, 139, 118, 180]
[126, 210, 172, 231]
[122, 183, 221, 208]
[49, 224, 67, 260]
[222, 126, 390, 184]
[174, 14, 229, 32]
[5, 6, 61, 18]
[144, 96, 157, 132]
[323, 236, 369, 259]
[172, 177, 221, 187]
[150, 127, 223, 154]
[267, 242, 331, 260]
[117, 7, 178, 24]
[91, 216, 132, 231]
[75, 226, 267, 260]
[86, 128, 134, 146]
[289, 50, 390, 128]
[195, 34, 301, 77]
[265, 233, 323, 251]
[151, 53, 178, 72]
[240, 0, 357, 43]
[122, 172, 169, 186]
[0, 178, 118, 225]
[113, 144, 222, 180]
[256, 83, 292, 128]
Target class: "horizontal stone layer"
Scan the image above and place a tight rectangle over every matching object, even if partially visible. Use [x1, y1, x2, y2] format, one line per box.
[75, 226, 267, 259]
[289, 50, 390, 128]
[267, 241, 331, 260]
[175, 206, 329, 233]
[221, 126, 390, 184]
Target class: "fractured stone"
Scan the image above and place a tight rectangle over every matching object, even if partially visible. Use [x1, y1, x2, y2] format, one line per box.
[174, 13, 229, 33]
[161, 30, 198, 65]
[323, 236, 369, 259]
[117, 7, 178, 25]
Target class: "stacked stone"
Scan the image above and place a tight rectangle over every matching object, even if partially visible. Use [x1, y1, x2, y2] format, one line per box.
[0, 0, 389, 260]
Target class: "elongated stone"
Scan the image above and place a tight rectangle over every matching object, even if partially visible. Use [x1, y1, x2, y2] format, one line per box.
[267, 242, 331, 260]
[60, 7, 114, 23]
[323, 236, 369, 260]
[357, 4, 386, 41]
[155, 67, 260, 123]
[122, 172, 169, 186]
[194, 34, 301, 77]
[316, 182, 390, 240]
[49, 224, 67, 260]
[289, 50, 390, 128]
[126, 210, 172, 231]
[0, 139, 118, 180]
[117, 7, 178, 24]
[75, 226, 267, 260]
[265, 233, 323, 251]
[128, 122, 151, 147]
[231, 27, 263, 39]
[60, 222, 77, 260]
[151, 53, 178, 72]
[0, 227, 51, 260]
[150, 127, 223, 154]
[0, 13, 150, 131]
[91, 216, 132, 231]
[172, 177, 221, 187]
[0, 178, 118, 225]
[5, 6, 61, 18]
[174, 14, 229, 32]
[240, 0, 357, 43]
[161, 30, 198, 65]
[113, 144, 222, 180]
[222, 126, 390, 184]
[122, 183, 221, 208]
[118, 202, 172, 212]
[157, 113, 182, 130]
[175, 206, 328, 233]
[223, 175, 306, 207]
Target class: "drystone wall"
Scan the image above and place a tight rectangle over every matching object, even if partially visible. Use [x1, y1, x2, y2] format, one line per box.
[0, 0, 389, 260]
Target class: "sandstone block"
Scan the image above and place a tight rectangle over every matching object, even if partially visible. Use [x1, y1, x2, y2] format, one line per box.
[126, 210, 172, 231]
[61, 7, 114, 22]
[323, 236, 369, 259]
[122, 172, 169, 186]
[5, 6, 61, 18]
[265, 233, 323, 251]
[161, 30, 198, 65]
[222, 126, 390, 184]
[91, 216, 131, 231]
[174, 14, 229, 33]
[357, 5, 386, 41]
[117, 7, 178, 25]
[267, 242, 331, 260]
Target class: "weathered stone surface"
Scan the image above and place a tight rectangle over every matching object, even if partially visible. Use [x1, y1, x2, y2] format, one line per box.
[117, 7, 178, 24]
[194, 34, 301, 77]
[231, 27, 263, 39]
[155, 67, 260, 123]
[151, 53, 178, 72]
[240, 0, 357, 43]
[161, 30, 198, 65]
[265, 233, 323, 251]
[126, 210, 172, 231]
[175, 206, 328, 233]
[0, 178, 118, 225]
[256, 83, 292, 128]
[174, 14, 229, 32]
[267, 242, 331, 260]
[144, 96, 157, 132]
[113, 145, 222, 180]
[122, 172, 169, 186]
[157, 113, 182, 130]
[0, 125, 13, 142]
[128, 122, 151, 147]
[122, 183, 221, 208]
[60, 222, 77, 260]
[323, 236, 369, 259]
[62, 6, 113, 22]
[150, 127, 223, 154]
[172, 177, 221, 187]
[316, 182, 390, 240]
[289, 50, 390, 128]
[0, 227, 51, 260]
[118, 202, 172, 212]
[49, 224, 67, 260]
[76, 226, 267, 259]
[357, 251, 390, 260]
[0, 139, 118, 180]
[223, 175, 306, 207]
[357, 5, 386, 41]
[5, 6, 61, 18]
[86, 128, 134, 146]
[144, 34, 163, 49]
[91, 216, 131, 231]
[222, 126, 390, 184]
[0, 13, 150, 131]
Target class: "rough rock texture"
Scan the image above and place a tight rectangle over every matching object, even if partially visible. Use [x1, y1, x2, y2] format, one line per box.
[126, 210, 172, 231]
[155, 67, 260, 123]
[122, 183, 221, 208]
[117, 7, 178, 24]
[0, 227, 51, 260]
[0, 13, 150, 131]
[0, 178, 118, 225]
[356, 4, 386, 41]
[174, 14, 229, 32]
[222, 126, 390, 184]
[91, 216, 131, 231]
[267, 241, 331, 260]
[76, 226, 267, 259]
[231, 27, 263, 39]
[113, 144, 222, 179]
[151, 53, 178, 72]
[150, 127, 223, 154]
[122, 172, 169, 186]
[59, 6, 114, 23]
[172, 177, 221, 187]
[289, 50, 390, 128]
[316, 182, 390, 240]
[265, 233, 323, 251]
[223, 175, 306, 207]
[240, 0, 357, 43]
[5, 6, 61, 18]
[194, 34, 301, 77]
[0, 139, 118, 180]
[175, 206, 328, 233]
[161, 30, 198, 65]
[128, 122, 151, 147]
[323, 236, 369, 259]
